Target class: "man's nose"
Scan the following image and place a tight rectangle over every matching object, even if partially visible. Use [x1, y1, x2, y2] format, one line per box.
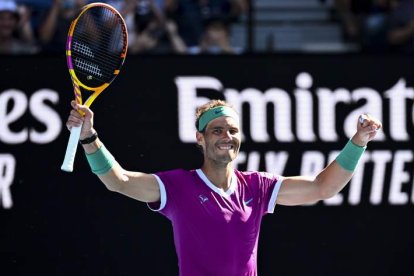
[222, 130, 232, 140]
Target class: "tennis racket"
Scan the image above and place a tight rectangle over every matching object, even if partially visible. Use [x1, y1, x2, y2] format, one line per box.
[61, 2, 128, 172]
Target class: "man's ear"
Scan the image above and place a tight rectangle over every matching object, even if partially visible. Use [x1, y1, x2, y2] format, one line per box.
[196, 131, 203, 146]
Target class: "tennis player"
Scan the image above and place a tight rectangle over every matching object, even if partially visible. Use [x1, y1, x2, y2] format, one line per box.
[66, 99, 382, 276]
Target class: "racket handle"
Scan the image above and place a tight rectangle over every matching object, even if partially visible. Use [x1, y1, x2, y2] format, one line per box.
[61, 124, 83, 172]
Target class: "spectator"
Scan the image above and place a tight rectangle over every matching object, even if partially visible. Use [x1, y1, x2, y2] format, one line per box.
[166, 0, 247, 48]
[129, 0, 187, 54]
[129, 19, 187, 54]
[37, 0, 87, 53]
[333, 1, 382, 36]
[132, 0, 165, 36]
[331, 0, 391, 52]
[104, 0, 137, 39]
[387, 0, 414, 53]
[188, 18, 242, 54]
[0, 0, 38, 54]
[360, 0, 390, 52]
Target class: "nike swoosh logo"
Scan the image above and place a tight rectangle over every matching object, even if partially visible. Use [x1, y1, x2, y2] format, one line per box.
[244, 198, 253, 205]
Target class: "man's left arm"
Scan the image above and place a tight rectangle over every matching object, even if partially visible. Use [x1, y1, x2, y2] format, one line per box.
[276, 114, 382, 206]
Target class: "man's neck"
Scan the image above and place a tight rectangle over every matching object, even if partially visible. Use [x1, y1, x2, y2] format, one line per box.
[200, 162, 234, 191]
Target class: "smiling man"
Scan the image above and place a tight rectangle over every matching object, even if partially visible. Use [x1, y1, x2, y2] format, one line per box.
[66, 99, 382, 276]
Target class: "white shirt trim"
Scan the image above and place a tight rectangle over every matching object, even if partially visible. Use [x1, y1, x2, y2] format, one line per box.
[267, 177, 284, 214]
[196, 169, 237, 197]
[147, 174, 167, 211]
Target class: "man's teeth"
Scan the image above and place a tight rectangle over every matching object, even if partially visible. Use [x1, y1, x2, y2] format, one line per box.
[219, 145, 233, 150]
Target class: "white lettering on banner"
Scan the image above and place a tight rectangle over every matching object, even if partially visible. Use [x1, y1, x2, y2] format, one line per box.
[295, 73, 316, 142]
[0, 89, 29, 144]
[233, 150, 414, 205]
[229, 87, 294, 142]
[175, 73, 414, 206]
[389, 150, 413, 205]
[317, 88, 351, 141]
[384, 79, 414, 141]
[29, 89, 61, 143]
[0, 89, 61, 209]
[0, 89, 61, 144]
[323, 151, 343, 205]
[300, 151, 325, 176]
[176, 74, 413, 143]
[0, 154, 15, 209]
[348, 154, 370, 205]
[176, 76, 222, 142]
[265, 151, 288, 175]
[370, 151, 392, 205]
[345, 88, 385, 141]
[246, 151, 260, 171]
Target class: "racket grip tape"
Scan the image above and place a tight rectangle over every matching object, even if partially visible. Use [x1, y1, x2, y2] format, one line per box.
[61, 124, 83, 172]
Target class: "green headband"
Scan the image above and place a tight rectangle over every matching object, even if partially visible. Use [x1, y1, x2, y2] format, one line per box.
[198, 106, 239, 132]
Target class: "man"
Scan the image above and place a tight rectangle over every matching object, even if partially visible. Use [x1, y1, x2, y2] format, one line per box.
[0, 0, 38, 54]
[387, 0, 414, 53]
[66, 99, 382, 276]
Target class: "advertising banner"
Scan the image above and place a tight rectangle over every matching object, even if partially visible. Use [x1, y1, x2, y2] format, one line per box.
[1, 55, 413, 275]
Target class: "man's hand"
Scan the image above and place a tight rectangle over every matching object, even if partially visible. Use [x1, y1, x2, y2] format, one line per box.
[352, 114, 383, 147]
[66, 100, 96, 140]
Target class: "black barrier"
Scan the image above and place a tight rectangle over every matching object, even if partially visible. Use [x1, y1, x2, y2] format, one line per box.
[1, 54, 413, 275]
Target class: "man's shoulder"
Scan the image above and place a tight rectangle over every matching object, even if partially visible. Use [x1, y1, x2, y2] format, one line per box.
[155, 168, 197, 181]
[235, 170, 280, 183]
[235, 170, 265, 178]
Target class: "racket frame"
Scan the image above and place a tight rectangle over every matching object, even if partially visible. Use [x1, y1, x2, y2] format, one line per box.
[61, 2, 128, 172]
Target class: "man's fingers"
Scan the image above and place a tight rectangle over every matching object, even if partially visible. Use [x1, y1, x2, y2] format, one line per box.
[70, 109, 83, 119]
[69, 113, 84, 124]
[77, 104, 89, 114]
[359, 114, 382, 130]
[70, 100, 91, 117]
[359, 114, 372, 127]
[66, 108, 84, 131]
[67, 116, 83, 127]
[358, 114, 366, 125]
[74, 103, 93, 118]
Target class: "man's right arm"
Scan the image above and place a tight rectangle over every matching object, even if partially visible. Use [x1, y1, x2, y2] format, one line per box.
[83, 138, 161, 203]
[66, 101, 161, 203]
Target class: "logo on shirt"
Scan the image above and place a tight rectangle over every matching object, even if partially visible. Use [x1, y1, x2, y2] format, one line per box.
[199, 195, 209, 204]
[244, 198, 253, 206]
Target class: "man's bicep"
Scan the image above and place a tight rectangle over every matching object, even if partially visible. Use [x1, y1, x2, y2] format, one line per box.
[111, 170, 161, 203]
[276, 176, 321, 206]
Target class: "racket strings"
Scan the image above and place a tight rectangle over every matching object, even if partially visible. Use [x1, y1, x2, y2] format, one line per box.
[72, 41, 94, 58]
[74, 58, 103, 77]
[71, 7, 126, 84]
[76, 9, 125, 58]
[73, 28, 123, 67]
[73, 31, 124, 63]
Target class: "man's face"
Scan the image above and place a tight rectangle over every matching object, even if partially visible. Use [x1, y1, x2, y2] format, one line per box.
[0, 11, 17, 38]
[197, 116, 241, 165]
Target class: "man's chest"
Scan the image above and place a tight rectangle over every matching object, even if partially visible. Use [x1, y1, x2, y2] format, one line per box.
[177, 183, 260, 226]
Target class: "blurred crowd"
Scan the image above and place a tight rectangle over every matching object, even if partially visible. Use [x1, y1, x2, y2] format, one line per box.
[3, 0, 414, 55]
[0, 0, 247, 55]
[331, 0, 414, 53]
